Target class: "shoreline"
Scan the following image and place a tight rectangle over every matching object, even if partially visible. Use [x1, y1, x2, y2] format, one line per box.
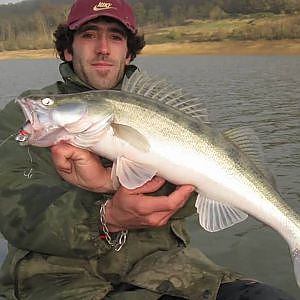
[0, 40, 299, 60]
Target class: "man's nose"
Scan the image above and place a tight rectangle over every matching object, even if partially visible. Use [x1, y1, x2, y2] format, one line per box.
[96, 35, 110, 55]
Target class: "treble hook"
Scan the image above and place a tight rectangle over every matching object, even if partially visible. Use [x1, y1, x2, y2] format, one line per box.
[24, 168, 33, 179]
[23, 147, 34, 179]
[0, 132, 34, 179]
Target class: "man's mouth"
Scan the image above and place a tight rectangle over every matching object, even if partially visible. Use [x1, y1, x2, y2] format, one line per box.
[91, 61, 113, 69]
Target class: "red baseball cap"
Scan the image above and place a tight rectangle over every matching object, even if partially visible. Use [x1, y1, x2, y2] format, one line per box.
[67, 0, 137, 34]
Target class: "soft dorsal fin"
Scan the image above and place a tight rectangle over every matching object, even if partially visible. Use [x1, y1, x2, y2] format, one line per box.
[224, 126, 277, 188]
[122, 71, 209, 124]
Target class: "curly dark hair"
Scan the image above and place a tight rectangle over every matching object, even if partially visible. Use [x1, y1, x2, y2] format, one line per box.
[53, 17, 146, 62]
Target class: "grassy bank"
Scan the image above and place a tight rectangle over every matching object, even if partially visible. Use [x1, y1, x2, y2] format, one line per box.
[0, 39, 299, 60]
[0, 14, 299, 58]
[144, 14, 300, 44]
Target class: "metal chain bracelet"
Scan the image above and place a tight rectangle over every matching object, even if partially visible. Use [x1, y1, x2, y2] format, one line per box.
[99, 199, 128, 252]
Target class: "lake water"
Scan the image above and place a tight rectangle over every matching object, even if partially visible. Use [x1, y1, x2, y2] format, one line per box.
[0, 56, 299, 298]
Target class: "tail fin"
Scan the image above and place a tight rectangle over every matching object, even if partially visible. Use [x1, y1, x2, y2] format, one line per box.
[291, 248, 300, 287]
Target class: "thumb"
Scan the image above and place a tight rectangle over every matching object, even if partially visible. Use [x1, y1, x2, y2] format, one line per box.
[169, 185, 195, 205]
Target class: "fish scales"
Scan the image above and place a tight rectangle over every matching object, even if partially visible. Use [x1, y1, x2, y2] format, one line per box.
[14, 79, 300, 288]
[102, 94, 300, 246]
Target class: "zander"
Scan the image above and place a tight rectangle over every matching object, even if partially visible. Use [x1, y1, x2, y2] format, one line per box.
[15, 72, 300, 287]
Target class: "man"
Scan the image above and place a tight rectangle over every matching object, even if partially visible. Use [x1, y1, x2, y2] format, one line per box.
[0, 1, 296, 299]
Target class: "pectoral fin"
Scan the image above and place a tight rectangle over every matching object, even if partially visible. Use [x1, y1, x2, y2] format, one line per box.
[195, 193, 248, 232]
[112, 156, 157, 189]
[112, 123, 150, 153]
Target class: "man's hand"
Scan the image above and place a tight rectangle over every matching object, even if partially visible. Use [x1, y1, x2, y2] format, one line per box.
[51, 143, 194, 231]
[105, 177, 195, 232]
[51, 143, 113, 193]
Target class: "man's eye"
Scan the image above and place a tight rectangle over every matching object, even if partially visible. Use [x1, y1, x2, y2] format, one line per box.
[111, 34, 124, 41]
[81, 32, 96, 39]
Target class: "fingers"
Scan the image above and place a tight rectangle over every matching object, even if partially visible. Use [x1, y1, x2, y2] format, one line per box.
[50, 143, 114, 193]
[125, 176, 166, 194]
[51, 144, 74, 173]
[51, 143, 97, 163]
[51, 143, 102, 172]
[106, 182, 195, 231]
[134, 184, 195, 214]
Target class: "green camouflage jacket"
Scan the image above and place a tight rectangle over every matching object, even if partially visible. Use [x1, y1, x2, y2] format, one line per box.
[0, 62, 240, 300]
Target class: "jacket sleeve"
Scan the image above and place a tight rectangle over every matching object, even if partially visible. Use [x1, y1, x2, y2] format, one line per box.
[0, 100, 110, 258]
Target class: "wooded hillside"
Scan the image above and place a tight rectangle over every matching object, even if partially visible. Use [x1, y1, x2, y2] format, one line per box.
[0, 0, 299, 51]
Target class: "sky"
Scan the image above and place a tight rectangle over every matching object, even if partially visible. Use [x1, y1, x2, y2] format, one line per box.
[0, 0, 23, 4]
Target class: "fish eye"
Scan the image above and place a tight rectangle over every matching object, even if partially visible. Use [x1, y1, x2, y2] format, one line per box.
[41, 98, 54, 106]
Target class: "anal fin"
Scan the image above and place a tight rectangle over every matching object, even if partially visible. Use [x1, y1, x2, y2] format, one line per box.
[195, 193, 248, 232]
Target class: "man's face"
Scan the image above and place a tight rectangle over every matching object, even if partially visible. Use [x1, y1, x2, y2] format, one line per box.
[64, 19, 131, 90]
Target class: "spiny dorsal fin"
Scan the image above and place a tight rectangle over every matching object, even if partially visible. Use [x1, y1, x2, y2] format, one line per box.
[122, 71, 209, 124]
[224, 126, 277, 188]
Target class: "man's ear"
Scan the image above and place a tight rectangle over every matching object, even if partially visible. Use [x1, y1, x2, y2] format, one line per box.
[64, 49, 73, 62]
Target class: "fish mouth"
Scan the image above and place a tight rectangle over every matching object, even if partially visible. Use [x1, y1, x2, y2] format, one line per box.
[16, 98, 36, 126]
[15, 97, 44, 144]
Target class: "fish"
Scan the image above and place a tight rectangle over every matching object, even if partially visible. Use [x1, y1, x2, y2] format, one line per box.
[15, 71, 300, 287]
